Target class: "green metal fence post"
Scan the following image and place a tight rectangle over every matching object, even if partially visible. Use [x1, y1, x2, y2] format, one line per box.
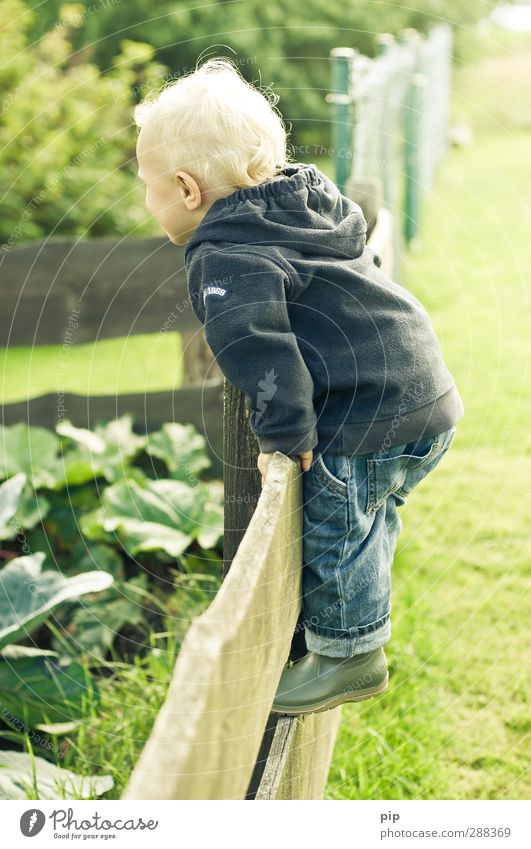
[400, 29, 424, 244]
[376, 32, 395, 57]
[404, 73, 425, 244]
[375, 33, 395, 207]
[327, 48, 355, 194]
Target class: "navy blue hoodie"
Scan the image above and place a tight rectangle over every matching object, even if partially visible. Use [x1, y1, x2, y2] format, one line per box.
[184, 162, 464, 456]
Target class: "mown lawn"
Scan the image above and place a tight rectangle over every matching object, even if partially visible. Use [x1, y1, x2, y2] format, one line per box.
[1, 332, 183, 403]
[325, 30, 531, 800]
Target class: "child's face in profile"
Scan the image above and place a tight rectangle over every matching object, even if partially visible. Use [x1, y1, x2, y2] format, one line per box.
[135, 125, 202, 245]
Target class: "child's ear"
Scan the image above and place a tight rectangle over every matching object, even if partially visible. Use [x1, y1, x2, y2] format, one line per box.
[175, 171, 202, 210]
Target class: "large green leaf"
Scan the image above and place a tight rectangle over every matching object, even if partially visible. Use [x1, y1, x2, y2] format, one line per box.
[0, 645, 97, 728]
[0, 750, 113, 800]
[0, 424, 63, 489]
[80, 478, 199, 556]
[0, 475, 50, 542]
[56, 415, 146, 483]
[40, 483, 108, 553]
[0, 552, 114, 650]
[52, 575, 149, 661]
[59, 451, 100, 487]
[69, 541, 125, 579]
[196, 479, 224, 549]
[81, 476, 223, 556]
[196, 501, 224, 550]
[0, 473, 26, 528]
[144, 422, 211, 481]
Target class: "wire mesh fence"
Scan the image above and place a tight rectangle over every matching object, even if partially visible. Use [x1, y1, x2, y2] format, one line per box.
[328, 24, 453, 253]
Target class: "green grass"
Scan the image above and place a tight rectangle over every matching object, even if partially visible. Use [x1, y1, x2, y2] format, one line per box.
[325, 33, 531, 800]
[1, 333, 183, 403]
[55, 631, 182, 800]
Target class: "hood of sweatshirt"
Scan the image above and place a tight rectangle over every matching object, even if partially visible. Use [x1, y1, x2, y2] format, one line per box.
[184, 162, 367, 264]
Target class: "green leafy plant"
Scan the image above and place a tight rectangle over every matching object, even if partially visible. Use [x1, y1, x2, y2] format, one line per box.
[56, 416, 148, 484]
[144, 422, 212, 482]
[81, 476, 223, 557]
[0, 645, 94, 728]
[0, 551, 113, 649]
[0, 417, 224, 566]
[0, 424, 63, 490]
[0, 0, 167, 244]
[0, 550, 113, 728]
[0, 416, 223, 796]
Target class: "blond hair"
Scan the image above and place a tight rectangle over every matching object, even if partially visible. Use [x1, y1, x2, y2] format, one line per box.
[133, 57, 290, 192]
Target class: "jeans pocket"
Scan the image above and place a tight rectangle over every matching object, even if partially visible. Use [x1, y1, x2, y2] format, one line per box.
[365, 427, 455, 514]
[311, 451, 349, 498]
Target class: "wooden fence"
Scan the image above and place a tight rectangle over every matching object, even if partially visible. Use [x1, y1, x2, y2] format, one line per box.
[0, 236, 224, 477]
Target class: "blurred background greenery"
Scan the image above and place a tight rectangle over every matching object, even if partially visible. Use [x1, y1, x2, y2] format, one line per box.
[1, 0, 496, 244]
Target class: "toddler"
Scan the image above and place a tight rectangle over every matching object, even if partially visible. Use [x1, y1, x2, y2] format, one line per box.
[134, 58, 464, 716]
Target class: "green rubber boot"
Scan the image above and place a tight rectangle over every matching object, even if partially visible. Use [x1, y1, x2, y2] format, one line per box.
[271, 647, 388, 716]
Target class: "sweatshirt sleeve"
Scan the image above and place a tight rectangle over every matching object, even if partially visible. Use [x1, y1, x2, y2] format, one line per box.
[191, 248, 318, 455]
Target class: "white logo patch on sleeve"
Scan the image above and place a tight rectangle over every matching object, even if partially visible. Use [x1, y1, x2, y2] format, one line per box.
[202, 280, 233, 305]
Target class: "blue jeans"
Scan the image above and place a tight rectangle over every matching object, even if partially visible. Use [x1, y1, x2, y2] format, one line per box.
[301, 426, 457, 657]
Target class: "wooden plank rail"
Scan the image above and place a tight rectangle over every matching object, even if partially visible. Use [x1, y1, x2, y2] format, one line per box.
[122, 452, 339, 800]
[365, 206, 394, 277]
[255, 713, 341, 799]
[0, 237, 197, 347]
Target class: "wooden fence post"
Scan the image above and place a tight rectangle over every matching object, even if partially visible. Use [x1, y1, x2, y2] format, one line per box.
[220, 380, 287, 796]
[181, 330, 223, 386]
[222, 381, 261, 577]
